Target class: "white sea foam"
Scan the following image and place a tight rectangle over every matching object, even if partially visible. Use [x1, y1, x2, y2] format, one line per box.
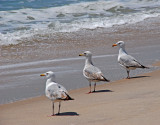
[0, 0, 160, 45]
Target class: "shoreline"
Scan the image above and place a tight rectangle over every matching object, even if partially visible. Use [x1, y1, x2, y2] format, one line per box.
[0, 60, 159, 107]
[0, 62, 160, 125]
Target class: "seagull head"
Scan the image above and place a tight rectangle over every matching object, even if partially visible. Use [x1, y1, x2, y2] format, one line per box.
[40, 71, 55, 79]
[112, 41, 125, 48]
[79, 51, 92, 58]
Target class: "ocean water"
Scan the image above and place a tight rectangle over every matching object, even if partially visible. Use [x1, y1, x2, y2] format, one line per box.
[0, 0, 160, 45]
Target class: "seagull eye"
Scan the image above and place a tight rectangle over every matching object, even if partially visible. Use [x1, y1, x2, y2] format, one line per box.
[46, 73, 48, 75]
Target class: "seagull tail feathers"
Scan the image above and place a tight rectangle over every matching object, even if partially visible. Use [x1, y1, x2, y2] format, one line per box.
[141, 65, 150, 69]
[64, 92, 74, 100]
[102, 75, 110, 82]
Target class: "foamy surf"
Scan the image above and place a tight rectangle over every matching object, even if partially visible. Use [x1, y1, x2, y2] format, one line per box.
[0, 0, 160, 45]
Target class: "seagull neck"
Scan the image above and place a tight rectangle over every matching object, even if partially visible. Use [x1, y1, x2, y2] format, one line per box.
[46, 78, 55, 85]
[85, 57, 93, 65]
[119, 47, 127, 55]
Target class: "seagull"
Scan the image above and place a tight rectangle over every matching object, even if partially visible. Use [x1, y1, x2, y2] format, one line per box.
[79, 51, 110, 93]
[40, 71, 74, 116]
[112, 41, 149, 79]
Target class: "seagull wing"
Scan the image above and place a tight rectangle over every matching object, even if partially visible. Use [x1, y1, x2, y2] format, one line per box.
[119, 54, 146, 68]
[84, 65, 109, 81]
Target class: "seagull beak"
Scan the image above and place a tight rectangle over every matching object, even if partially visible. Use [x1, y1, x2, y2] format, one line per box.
[79, 53, 85, 56]
[40, 74, 46, 76]
[112, 44, 117, 47]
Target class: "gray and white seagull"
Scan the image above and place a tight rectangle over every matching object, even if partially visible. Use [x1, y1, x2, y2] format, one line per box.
[79, 51, 110, 93]
[112, 41, 149, 79]
[40, 71, 74, 116]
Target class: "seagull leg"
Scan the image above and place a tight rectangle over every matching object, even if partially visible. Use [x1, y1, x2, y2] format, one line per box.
[93, 82, 96, 92]
[87, 81, 92, 94]
[51, 102, 55, 116]
[57, 102, 61, 115]
[126, 70, 130, 79]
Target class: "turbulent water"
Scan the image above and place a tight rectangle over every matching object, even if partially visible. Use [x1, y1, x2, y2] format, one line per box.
[0, 0, 160, 45]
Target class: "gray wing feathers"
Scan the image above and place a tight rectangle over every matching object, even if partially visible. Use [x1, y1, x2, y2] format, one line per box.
[84, 65, 108, 81]
[119, 55, 146, 68]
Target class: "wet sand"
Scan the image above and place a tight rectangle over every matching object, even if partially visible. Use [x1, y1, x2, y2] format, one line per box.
[0, 47, 159, 104]
[0, 62, 160, 125]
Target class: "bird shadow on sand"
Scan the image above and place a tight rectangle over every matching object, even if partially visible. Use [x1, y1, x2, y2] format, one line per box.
[54, 112, 79, 116]
[92, 89, 113, 93]
[129, 75, 150, 79]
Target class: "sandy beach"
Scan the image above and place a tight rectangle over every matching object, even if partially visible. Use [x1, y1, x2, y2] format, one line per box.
[0, 62, 160, 125]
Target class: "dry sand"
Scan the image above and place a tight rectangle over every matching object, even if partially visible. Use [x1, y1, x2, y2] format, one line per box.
[0, 62, 160, 125]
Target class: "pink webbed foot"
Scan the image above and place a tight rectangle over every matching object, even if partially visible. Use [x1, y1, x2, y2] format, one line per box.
[86, 91, 92, 94]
